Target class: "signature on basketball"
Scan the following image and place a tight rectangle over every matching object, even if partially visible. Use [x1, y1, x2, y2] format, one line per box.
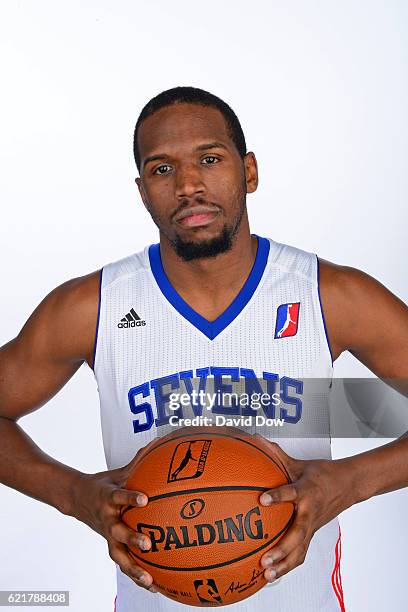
[225, 567, 265, 595]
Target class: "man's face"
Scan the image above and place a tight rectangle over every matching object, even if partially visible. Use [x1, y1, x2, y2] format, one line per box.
[135, 103, 258, 261]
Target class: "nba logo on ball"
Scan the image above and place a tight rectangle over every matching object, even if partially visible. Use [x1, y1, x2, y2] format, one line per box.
[167, 440, 212, 482]
[274, 303, 300, 339]
[193, 579, 222, 604]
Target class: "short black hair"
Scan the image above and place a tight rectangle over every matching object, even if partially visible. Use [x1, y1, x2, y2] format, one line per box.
[133, 86, 247, 173]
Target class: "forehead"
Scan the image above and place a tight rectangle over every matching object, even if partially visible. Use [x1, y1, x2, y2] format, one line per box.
[137, 103, 232, 158]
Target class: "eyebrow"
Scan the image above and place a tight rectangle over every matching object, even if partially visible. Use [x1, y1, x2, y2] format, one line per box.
[142, 141, 229, 169]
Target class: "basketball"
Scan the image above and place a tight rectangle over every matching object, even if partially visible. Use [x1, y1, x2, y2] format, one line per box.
[121, 426, 295, 606]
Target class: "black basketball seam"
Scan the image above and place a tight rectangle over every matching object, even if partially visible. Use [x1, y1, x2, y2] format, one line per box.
[123, 486, 270, 506]
[126, 509, 295, 572]
[268, 454, 291, 483]
[120, 486, 272, 519]
[131, 431, 291, 484]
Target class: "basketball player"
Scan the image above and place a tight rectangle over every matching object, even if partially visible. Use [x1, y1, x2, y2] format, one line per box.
[0, 86, 407, 612]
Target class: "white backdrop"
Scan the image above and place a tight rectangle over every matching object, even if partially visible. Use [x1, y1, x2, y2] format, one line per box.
[0, 1, 407, 610]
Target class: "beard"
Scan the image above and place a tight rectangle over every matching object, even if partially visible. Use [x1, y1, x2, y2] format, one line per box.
[172, 222, 238, 262]
[172, 200, 246, 262]
[144, 181, 247, 262]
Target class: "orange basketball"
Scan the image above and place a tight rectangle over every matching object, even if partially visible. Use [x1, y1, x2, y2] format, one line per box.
[121, 426, 294, 606]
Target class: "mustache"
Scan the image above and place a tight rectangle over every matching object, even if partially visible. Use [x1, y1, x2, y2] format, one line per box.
[172, 197, 221, 220]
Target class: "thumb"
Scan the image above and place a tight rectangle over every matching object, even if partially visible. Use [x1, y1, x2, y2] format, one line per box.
[111, 487, 149, 510]
[259, 483, 298, 506]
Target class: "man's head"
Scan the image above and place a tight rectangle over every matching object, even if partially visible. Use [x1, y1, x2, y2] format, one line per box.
[134, 86, 258, 261]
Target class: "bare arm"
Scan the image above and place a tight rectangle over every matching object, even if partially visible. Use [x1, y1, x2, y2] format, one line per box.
[0, 272, 99, 511]
[319, 260, 408, 388]
[0, 271, 155, 591]
[318, 260, 408, 498]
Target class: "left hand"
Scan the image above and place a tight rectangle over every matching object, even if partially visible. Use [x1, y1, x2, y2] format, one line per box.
[257, 438, 356, 583]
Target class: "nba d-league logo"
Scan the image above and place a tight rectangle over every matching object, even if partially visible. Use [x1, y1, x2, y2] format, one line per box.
[274, 303, 300, 339]
[167, 440, 212, 482]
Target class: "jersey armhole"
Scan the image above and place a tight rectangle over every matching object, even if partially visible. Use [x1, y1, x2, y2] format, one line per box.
[316, 255, 334, 367]
[91, 267, 103, 372]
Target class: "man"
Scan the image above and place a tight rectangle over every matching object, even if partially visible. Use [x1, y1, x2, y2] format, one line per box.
[0, 86, 407, 611]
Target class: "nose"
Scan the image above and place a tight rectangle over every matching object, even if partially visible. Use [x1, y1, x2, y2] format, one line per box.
[174, 162, 205, 199]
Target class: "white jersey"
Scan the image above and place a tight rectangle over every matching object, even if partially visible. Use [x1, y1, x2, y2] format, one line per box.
[93, 234, 345, 612]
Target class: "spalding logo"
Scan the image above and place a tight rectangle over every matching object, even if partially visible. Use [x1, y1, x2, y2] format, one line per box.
[137, 506, 266, 552]
[180, 498, 206, 520]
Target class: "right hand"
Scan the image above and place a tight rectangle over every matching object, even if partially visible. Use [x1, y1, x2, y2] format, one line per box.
[71, 451, 156, 593]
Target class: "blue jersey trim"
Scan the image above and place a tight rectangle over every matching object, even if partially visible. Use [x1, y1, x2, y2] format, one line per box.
[316, 256, 334, 365]
[91, 267, 103, 371]
[148, 235, 270, 340]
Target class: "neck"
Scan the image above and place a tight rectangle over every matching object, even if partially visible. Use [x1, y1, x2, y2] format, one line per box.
[158, 219, 257, 300]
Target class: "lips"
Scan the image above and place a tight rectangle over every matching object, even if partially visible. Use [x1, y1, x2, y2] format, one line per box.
[175, 205, 220, 228]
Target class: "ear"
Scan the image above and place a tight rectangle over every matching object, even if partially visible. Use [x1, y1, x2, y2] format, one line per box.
[244, 151, 259, 193]
[135, 177, 149, 211]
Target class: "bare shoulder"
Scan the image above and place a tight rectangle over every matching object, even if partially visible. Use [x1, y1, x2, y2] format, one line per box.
[0, 269, 102, 419]
[318, 258, 388, 302]
[318, 257, 405, 310]
[318, 258, 408, 368]
[16, 268, 102, 369]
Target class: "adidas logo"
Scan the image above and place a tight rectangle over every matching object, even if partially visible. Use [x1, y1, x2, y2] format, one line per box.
[117, 308, 146, 328]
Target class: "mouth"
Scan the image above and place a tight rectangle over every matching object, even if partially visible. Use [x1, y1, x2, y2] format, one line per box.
[174, 205, 220, 228]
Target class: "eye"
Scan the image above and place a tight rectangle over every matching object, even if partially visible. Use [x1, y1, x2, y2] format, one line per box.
[202, 155, 220, 164]
[153, 164, 172, 175]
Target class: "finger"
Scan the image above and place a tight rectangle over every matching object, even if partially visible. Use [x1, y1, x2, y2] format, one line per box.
[111, 488, 148, 507]
[108, 540, 154, 589]
[260, 521, 308, 568]
[259, 483, 298, 506]
[109, 520, 151, 551]
[264, 542, 308, 581]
